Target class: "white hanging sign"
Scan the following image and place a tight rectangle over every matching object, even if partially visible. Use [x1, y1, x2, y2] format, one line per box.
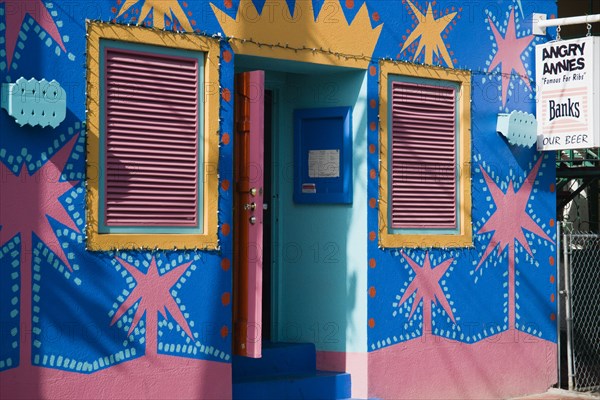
[536, 36, 600, 150]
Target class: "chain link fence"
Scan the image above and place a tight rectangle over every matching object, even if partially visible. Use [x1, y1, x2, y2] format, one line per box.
[562, 232, 600, 393]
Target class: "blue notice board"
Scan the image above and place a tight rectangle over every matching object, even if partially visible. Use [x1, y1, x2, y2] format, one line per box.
[294, 106, 352, 204]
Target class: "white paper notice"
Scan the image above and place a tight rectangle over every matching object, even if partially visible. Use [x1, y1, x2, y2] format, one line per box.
[308, 149, 340, 178]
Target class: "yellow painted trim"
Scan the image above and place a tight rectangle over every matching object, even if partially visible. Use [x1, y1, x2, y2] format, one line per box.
[378, 61, 472, 248]
[86, 22, 220, 251]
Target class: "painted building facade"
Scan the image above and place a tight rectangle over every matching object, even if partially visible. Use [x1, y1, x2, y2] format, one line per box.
[0, 0, 558, 399]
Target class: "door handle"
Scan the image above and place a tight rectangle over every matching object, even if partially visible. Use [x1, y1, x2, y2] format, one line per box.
[246, 187, 263, 196]
[243, 202, 257, 211]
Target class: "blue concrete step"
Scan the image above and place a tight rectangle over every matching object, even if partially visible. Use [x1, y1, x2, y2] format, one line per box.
[233, 371, 351, 400]
[233, 341, 316, 380]
[340, 398, 381, 400]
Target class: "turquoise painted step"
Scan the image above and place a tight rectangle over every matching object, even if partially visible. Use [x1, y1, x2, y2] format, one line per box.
[233, 371, 351, 400]
[233, 342, 317, 380]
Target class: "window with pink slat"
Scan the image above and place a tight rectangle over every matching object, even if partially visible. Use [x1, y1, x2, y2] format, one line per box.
[102, 44, 201, 230]
[389, 80, 458, 230]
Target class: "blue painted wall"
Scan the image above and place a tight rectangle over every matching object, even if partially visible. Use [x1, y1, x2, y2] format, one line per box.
[0, 0, 234, 373]
[0, 0, 558, 397]
[366, 1, 558, 350]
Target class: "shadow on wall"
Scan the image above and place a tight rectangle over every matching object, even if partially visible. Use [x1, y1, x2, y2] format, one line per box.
[0, 104, 81, 397]
[1, 10, 51, 393]
[277, 68, 367, 355]
[1, 107, 232, 398]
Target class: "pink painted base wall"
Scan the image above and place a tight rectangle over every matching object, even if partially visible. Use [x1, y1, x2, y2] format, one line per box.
[318, 330, 556, 399]
[369, 330, 557, 400]
[317, 351, 369, 399]
[1, 333, 556, 399]
[0, 356, 231, 400]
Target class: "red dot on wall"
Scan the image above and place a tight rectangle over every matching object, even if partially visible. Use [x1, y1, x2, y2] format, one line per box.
[222, 292, 231, 306]
[550, 183, 555, 193]
[222, 133, 230, 145]
[370, 169, 377, 179]
[370, 99, 377, 109]
[369, 286, 376, 298]
[346, 0, 354, 9]
[550, 275, 555, 284]
[221, 179, 230, 191]
[369, 258, 376, 268]
[549, 219, 555, 228]
[222, 88, 231, 102]
[549, 256, 555, 266]
[550, 293, 555, 303]
[222, 223, 231, 236]
[369, 66, 377, 76]
[550, 313, 556, 321]
[372, 12, 380, 22]
[369, 198, 377, 208]
[368, 318, 376, 328]
[221, 325, 229, 338]
[221, 258, 231, 271]
[223, 50, 232, 63]
[369, 144, 376, 154]
[369, 231, 376, 241]
[225, 0, 233, 9]
[369, 122, 377, 131]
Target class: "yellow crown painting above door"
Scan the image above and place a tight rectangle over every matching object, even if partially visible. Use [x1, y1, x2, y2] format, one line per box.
[211, 0, 382, 68]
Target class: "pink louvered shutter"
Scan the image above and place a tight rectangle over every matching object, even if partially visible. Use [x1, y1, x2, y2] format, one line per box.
[390, 81, 457, 229]
[104, 47, 199, 227]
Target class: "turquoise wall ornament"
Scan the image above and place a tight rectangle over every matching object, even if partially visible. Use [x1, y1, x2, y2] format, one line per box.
[497, 110, 538, 148]
[1, 77, 67, 128]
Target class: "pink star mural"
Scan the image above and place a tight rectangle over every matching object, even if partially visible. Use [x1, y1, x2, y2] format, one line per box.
[0, 0, 66, 70]
[476, 157, 554, 329]
[0, 135, 79, 366]
[111, 256, 194, 357]
[487, 7, 533, 107]
[398, 251, 456, 334]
